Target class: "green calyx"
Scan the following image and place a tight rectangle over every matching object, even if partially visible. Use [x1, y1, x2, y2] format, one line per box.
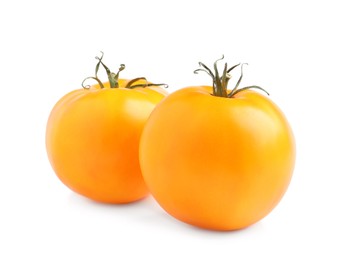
[194, 55, 269, 98]
[82, 52, 168, 90]
[124, 77, 168, 89]
[82, 52, 124, 89]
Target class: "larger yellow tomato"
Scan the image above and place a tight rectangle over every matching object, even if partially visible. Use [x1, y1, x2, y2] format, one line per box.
[139, 58, 295, 230]
[46, 56, 167, 203]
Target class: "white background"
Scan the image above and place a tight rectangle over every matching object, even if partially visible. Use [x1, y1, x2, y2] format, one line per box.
[1, 0, 342, 259]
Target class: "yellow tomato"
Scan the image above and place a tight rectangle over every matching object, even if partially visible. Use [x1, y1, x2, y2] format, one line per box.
[46, 55, 167, 203]
[139, 58, 295, 230]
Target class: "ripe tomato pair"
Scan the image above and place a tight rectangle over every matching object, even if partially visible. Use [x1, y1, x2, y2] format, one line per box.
[46, 55, 295, 231]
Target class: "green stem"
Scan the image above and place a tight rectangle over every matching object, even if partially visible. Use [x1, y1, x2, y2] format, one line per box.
[125, 77, 168, 89]
[125, 77, 147, 88]
[194, 56, 269, 98]
[82, 52, 125, 89]
[228, 85, 270, 97]
[95, 52, 125, 88]
[229, 63, 247, 95]
[82, 76, 104, 89]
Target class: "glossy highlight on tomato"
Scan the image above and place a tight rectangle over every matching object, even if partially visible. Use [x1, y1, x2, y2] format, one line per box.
[139, 57, 295, 230]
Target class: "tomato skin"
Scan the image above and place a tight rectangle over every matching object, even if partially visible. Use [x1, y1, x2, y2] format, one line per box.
[46, 81, 167, 203]
[140, 86, 295, 230]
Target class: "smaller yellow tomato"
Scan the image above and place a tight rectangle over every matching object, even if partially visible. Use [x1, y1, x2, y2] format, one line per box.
[46, 54, 167, 203]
